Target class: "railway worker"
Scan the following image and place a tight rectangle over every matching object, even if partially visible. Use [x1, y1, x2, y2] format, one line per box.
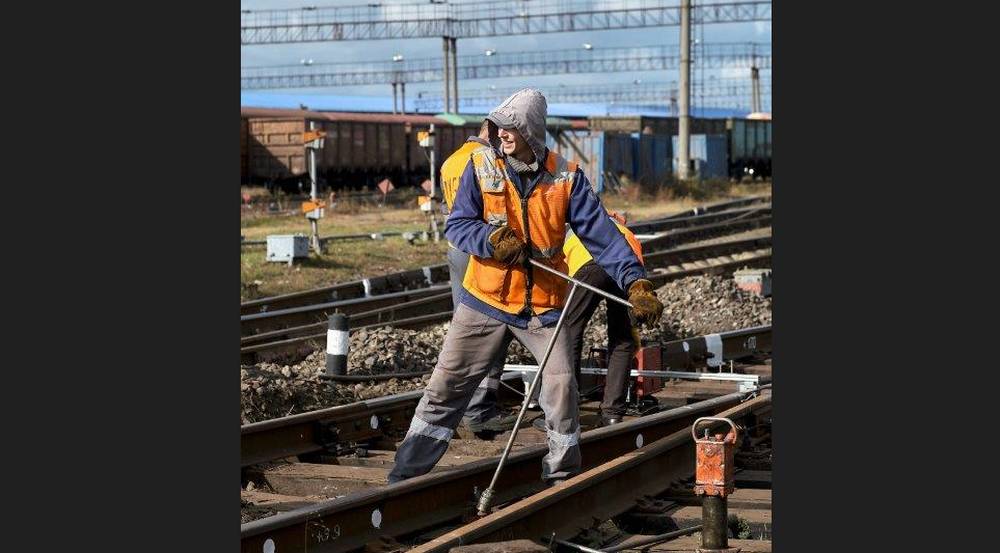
[388, 88, 664, 485]
[558, 210, 646, 427]
[440, 118, 519, 438]
[485, 208, 647, 429]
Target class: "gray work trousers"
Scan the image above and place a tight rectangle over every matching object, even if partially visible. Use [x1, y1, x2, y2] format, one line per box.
[448, 246, 507, 425]
[388, 303, 581, 484]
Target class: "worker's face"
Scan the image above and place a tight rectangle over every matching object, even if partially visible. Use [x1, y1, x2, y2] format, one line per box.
[498, 127, 532, 161]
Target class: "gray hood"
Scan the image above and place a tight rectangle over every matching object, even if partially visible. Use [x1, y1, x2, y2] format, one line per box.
[486, 88, 548, 164]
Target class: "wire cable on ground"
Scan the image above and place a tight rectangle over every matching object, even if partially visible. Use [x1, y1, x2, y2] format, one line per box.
[319, 370, 432, 382]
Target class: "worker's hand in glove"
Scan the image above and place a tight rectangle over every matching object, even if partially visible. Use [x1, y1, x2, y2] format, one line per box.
[488, 225, 526, 266]
[627, 279, 664, 327]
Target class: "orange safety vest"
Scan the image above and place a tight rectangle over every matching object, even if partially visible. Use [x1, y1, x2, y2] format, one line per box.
[441, 140, 486, 212]
[563, 221, 644, 277]
[462, 146, 578, 315]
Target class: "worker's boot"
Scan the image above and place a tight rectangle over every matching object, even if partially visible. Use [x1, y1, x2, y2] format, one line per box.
[600, 414, 623, 427]
[531, 416, 547, 432]
[467, 413, 519, 439]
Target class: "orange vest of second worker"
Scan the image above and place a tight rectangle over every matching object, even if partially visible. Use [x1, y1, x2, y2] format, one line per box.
[563, 221, 644, 277]
[462, 146, 578, 316]
[441, 139, 488, 213]
[440, 138, 490, 250]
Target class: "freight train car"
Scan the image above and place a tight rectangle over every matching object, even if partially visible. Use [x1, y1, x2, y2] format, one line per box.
[434, 113, 578, 162]
[726, 118, 772, 179]
[241, 107, 581, 192]
[549, 130, 677, 192]
[587, 115, 728, 136]
[546, 130, 604, 193]
[242, 108, 448, 191]
[240, 116, 250, 184]
[588, 115, 772, 181]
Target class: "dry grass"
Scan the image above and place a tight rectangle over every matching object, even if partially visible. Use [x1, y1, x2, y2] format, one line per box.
[603, 180, 771, 222]
[241, 205, 450, 300]
[241, 238, 448, 300]
[240, 180, 771, 299]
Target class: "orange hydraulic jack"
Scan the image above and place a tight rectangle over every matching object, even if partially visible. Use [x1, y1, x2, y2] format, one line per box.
[693, 417, 741, 553]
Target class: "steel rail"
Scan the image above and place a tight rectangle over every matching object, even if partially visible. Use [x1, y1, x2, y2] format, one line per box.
[242, 264, 449, 316]
[641, 217, 772, 254]
[647, 248, 771, 287]
[240, 236, 771, 362]
[241, 291, 453, 346]
[409, 393, 771, 552]
[240, 311, 455, 361]
[240, 242, 771, 360]
[241, 285, 451, 336]
[627, 204, 770, 234]
[656, 194, 771, 220]
[240, 390, 751, 553]
[241, 371, 526, 468]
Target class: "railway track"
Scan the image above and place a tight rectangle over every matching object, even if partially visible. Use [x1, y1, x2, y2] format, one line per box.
[239, 196, 774, 551]
[242, 389, 771, 553]
[242, 326, 771, 465]
[242, 285, 451, 337]
[410, 392, 771, 553]
[242, 265, 451, 316]
[241, 331, 771, 552]
[656, 194, 770, 220]
[240, 199, 770, 318]
[240, 233, 771, 362]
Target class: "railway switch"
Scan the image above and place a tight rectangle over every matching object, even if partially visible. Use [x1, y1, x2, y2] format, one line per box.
[693, 416, 740, 553]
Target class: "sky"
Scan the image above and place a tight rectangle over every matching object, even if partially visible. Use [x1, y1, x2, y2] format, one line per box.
[240, 0, 772, 114]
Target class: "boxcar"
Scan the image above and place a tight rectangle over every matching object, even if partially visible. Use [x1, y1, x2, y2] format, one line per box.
[726, 118, 772, 179]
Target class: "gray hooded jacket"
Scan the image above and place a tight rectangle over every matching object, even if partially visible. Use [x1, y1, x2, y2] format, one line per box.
[486, 88, 549, 166]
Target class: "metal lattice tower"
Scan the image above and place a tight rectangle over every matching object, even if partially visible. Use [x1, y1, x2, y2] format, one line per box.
[241, 42, 771, 90]
[240, 0, 772, 44]
[411, 79, 771, 112]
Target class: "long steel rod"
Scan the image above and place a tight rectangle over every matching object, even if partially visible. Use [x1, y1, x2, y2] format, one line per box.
[506, 365, 760, 382]
[528, 259, 633, 309]
[477, 282, 580, 515]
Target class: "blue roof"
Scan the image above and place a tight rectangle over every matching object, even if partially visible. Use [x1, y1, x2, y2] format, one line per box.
[240, 92, 749, 119]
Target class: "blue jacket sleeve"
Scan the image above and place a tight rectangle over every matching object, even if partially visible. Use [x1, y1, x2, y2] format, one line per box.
[567, 169, 646, 291]
[445, 159, 495, 258]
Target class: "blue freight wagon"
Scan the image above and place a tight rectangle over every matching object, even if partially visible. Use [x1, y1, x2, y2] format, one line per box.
[547, 129, 638, 194]
[672, 134, 729, 180]
[637, 134, 673, 187]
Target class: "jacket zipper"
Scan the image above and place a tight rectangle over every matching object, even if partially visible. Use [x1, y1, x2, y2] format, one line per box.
[521, 195, 533, 317]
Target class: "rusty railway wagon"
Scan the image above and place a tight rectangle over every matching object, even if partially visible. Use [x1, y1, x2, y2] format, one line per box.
[240, 108, 580, 192]
[241, 108, 465, 190]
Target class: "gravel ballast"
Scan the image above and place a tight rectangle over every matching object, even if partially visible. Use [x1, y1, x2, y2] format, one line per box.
[241, 274, 771, 424]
